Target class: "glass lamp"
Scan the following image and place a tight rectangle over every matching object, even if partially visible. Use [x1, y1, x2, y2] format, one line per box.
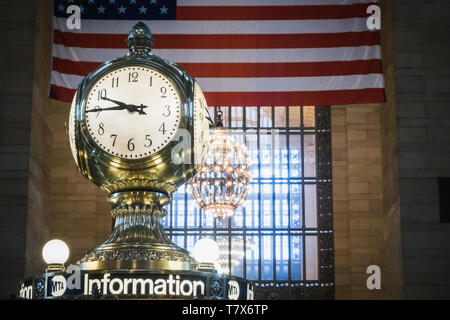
[192, 238, 220, 272]
[42, 239, 69, 271]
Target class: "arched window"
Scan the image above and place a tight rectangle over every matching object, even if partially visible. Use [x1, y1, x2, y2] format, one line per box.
[164, 106, 334, 299]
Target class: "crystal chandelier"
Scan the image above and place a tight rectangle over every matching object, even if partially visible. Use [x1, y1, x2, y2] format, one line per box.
[189, 108, 251, 220]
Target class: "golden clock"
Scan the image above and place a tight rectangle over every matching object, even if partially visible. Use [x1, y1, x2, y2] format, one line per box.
[68, 22, 210, 271]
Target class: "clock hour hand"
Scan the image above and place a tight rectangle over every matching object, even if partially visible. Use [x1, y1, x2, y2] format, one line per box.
[101, 97, 149, 115]
[126, 104, 149, 115]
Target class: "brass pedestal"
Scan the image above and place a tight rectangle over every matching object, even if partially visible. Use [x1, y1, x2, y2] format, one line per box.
[77, 191, 197, 271]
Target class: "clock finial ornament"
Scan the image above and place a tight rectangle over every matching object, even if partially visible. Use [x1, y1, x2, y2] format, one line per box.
[126, 21, 154, 54]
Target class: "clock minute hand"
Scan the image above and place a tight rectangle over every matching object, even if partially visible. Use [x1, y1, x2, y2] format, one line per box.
[85, 105, 127, 113]
[101, 96, 127, 107]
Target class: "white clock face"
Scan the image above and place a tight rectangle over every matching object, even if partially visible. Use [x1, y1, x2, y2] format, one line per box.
[84, 66, 181, 159]
[193, 82, 210, 165]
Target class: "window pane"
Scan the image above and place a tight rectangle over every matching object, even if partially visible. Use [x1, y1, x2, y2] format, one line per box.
[275, 184, 289, 228]
[261, 183, 273, 228]
[260, 107, 272, 128]
[231, 107, 243, 127]
[304, 134, 316, 177]
[261, 235, 273, 280]
[303, 106, 315, 127]
[217, 235, 230, 274]
[219, 107, 230, 127]
[274, 134, 288, 178]
[290, 235, 303, 280]
[246, 234, 259, 280]
[259, 132, 273, 178]
[290, 184, 302, 228]
[246, 184, 260, 228]
[305, 236, 318, 280]
[289, 106, 301, 127]
[289, 135, 301, 178]
[274, 107, 286, 127]
[305, 184, 317, 228]
[275, 235, 289, 280]
[245, 107, 258, 127]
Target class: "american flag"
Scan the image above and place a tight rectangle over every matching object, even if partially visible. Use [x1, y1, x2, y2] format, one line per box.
[51, 0, 385, 106]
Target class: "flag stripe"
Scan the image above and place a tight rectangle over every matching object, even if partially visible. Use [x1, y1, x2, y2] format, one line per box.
[53, 17, 372, 35]
[52, 70, 383, 93]
[54, 30, 381, 49]
[52, 57, 383, 78]
[50, 85, 77, 103]
[52, 44, 382, 63]
[205, 88, 385, 106]
[176, 4, 375, 20]
[177, 0, 377, 6]
[50, 84, 385, 106]
[204, 89, 385, 106]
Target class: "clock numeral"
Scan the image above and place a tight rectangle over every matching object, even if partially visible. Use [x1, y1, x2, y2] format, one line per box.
[128, 72, 138, 83]
[98, 89, 107, 100]
[160, 86, 167, 98]
[127, 138, 135, 151]
[163, 105, 171, 117]
[159, 123, 166, 135]
[111, 77, 119, 88]
[98, 122, 105, 135]
[145, 135, 152, 147]
[95, 105, 101, 118]
[110, 134, 117, 147]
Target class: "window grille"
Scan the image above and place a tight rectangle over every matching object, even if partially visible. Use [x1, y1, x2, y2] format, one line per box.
[164, 106, 334, 299]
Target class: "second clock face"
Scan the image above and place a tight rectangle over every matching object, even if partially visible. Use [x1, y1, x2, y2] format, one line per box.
[84, 66, 181, 159]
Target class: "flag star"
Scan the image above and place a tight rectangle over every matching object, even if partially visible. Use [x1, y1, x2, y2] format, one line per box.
[118, 6, 126, 14]
[97, 5, 105, 14]
[109, 0, 116, 4]
[138, 5, 147, 14]
[160, 6, 168, 14]
[130, 0, 137, 4]
[150, 0, 157, 4]
[57, 4, 65, 11]
[79, 5, 85, 13]
[88, 0, 95, 4]
[67, 0, 74, 3]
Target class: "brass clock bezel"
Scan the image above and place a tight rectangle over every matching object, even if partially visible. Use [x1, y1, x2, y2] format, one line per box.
[82, 65, 183, 163]
[75, 54, 195, 174]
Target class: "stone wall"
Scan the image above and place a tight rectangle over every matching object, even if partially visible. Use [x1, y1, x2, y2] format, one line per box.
[332, 104, 387, 299]
[0, 0, 37, 298]
[24, 0, 52, 279]
[393, 0, 450, 299]
[332, 0, 403, 299]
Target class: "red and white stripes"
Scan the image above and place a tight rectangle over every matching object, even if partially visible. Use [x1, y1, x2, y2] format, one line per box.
[50, 0, 385, 106]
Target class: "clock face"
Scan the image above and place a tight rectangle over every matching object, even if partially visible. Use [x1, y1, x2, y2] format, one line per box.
[193, 82, 210, 165]
[84, 66, 181, 159]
